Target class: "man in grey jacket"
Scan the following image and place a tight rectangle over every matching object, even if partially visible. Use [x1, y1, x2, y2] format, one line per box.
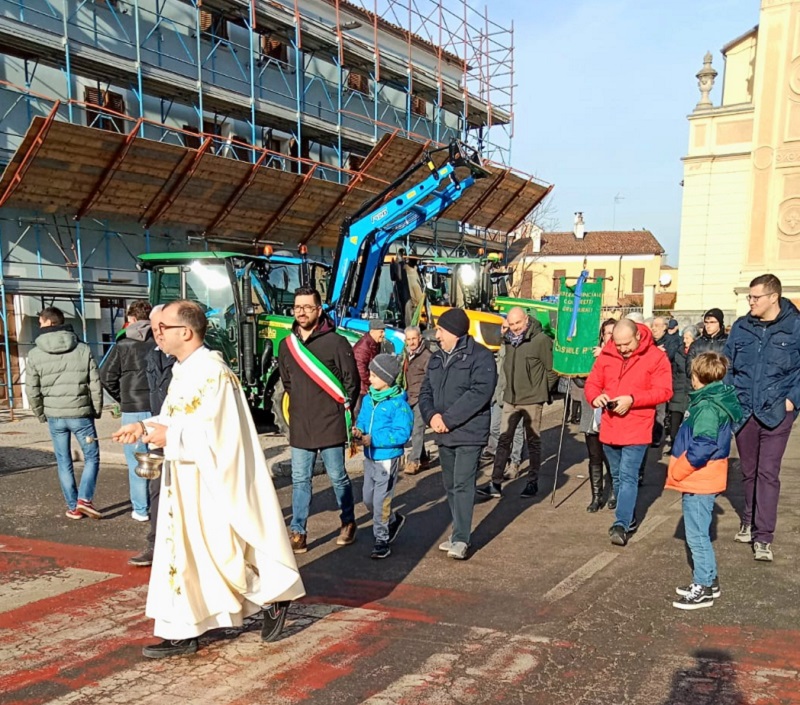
[477, 307, 557, 499]
[25, 307, 104, 520]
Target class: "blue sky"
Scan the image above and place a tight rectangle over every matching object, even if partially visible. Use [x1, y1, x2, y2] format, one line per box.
[487, 0, 760, 264]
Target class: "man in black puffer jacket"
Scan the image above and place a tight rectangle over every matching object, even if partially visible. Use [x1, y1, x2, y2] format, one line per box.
[686, 308, 728, 377]
[100, 300, 154, 522]
[419, 308, 496, 560]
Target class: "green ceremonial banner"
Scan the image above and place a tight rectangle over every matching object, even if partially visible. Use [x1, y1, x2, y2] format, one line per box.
[553, 277, 604, 376]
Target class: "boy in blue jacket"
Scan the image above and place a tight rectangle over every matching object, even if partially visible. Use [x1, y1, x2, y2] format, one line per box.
[353, 353, 414, 559]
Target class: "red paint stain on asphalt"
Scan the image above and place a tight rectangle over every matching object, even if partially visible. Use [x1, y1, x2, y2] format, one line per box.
[679, 623, 800, 704]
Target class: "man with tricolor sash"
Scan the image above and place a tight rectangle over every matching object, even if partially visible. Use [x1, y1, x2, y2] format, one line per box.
[278, 287, 360, 555]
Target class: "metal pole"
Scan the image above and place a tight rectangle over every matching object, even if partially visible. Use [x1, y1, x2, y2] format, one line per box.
[74, 220, 88, 342]
[550, 385, 570, 505]
[194, 0, 204, 130]
[0, 222, 15, 419]
[62, 0, 73, 123]
[294, 17, 303, 175]
[133, 0, 145, 128]
[248, 0, 257, 158]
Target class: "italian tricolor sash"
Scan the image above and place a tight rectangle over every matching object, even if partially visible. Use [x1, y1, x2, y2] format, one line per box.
[286, 333, 352, 440]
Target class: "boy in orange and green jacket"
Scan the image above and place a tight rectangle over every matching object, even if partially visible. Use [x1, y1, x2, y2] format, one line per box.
[666, 351, 742, 611]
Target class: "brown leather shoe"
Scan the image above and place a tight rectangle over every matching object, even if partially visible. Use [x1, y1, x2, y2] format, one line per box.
[290, 531, 307, 554]
[404, 461, 420, 475]
[336, 522, 356, 546]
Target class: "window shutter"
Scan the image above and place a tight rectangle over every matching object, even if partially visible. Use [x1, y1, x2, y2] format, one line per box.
[520, 271, 533, 298]
[348, 154, 365, 172]
[347, 71, 369, 95]
[593, 268, 606, 281]
[553, 269, 566, 296]
[632, 268, 645, 294]
[84, 87, 102, 106]
[261, 35, 288, 63]
[411, 94, 428, 117]
[199, 10, 213, 32]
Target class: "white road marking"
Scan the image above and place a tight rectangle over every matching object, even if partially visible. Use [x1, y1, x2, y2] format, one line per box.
[542, 551, 619, 602]
[0, 567, 117, 613]
[628, 514, 671, 543]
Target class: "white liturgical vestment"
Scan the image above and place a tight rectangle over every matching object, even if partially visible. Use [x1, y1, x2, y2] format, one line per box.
[146, 347, 305, 639]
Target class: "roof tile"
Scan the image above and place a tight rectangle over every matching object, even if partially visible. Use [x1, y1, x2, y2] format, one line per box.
[512, 230, 665, 258]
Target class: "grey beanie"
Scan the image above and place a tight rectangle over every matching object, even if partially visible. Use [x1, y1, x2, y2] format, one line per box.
[369, 353, 401, 386]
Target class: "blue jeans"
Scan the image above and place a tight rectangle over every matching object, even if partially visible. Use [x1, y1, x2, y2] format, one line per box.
[290, 446, 355, 535]
[602, 443, 647, 531]
[362, 457, 400, 543]
[683, 493, 717, 586]
[47, 417, 100, 511]
[122, 411, 152, 515]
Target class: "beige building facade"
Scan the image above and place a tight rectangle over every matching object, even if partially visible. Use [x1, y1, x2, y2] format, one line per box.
[508, 229, 672, 312]
[677, 0, 800, 317]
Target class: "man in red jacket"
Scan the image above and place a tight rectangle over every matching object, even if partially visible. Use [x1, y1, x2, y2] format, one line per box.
[585, 319, 672, 546]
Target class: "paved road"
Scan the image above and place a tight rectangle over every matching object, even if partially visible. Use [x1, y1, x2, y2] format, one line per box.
[1, 408, 799, 704]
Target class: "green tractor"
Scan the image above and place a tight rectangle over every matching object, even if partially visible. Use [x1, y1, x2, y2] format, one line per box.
[138, 250, 355, 437]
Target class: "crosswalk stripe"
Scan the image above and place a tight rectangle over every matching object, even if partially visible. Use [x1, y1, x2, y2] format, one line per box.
[362, 628, 543, 704]
[0, 567, 117, 614]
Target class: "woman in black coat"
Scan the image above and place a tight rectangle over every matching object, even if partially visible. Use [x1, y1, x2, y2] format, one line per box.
[666, 326, 698, 453]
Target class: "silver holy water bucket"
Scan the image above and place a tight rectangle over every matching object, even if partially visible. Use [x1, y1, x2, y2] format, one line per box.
[134, 450, 165, 480]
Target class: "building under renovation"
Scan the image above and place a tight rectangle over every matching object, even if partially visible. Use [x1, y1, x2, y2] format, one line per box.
[0, 0, 550, 412]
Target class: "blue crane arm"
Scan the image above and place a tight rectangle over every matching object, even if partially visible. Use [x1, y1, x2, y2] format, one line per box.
[351, 174, 476, 314]
[326, 140, 487, 321]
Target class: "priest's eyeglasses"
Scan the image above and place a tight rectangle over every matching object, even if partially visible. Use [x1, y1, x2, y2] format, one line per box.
[292, 305, 319, 314]
[158, 323, 187, 333]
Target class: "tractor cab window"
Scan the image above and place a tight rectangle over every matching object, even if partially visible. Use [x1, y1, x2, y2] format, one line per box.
[310, 264, 330, 300]
[265, 264, 302, 315]
[424, 267, 452, 307]
[152, 266, 181, 305]
[185, 262, 239, 370]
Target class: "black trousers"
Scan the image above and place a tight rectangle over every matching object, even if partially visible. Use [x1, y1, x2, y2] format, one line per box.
[146, 477, 160, 549]
[670, 410, 685, 441]
[585, 433, 607, 467]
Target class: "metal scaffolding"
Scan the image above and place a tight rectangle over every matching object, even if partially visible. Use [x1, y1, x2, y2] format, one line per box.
[0, 0, 520, 415]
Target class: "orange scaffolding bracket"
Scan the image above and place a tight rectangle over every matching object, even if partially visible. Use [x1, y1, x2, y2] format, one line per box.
[76, 118, 143, 220]
[257, 165, 318, 240]
[0, 101, 60, 209]
[143, 137, 212, 229]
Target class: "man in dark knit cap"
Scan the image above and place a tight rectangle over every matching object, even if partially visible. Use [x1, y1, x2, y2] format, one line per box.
[686, 308, 728, 377]
[418, 308, 496, 560]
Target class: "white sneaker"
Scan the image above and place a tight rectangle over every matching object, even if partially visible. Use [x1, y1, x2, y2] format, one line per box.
[131, 511, 150, 522]
[447, 541, 468, 560]
[753, 541, 773, 562]
[734, 523, 752, 543]
[438, 539, 453, 552]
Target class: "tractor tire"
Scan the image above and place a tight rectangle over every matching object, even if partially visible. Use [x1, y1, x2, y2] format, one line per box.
[270, 378, 291, 442]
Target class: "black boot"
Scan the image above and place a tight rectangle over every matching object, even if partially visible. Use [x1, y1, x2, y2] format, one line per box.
[605, 468, 617, 510]
[570, 400, 582, 425]
[586, 463, 604, 512]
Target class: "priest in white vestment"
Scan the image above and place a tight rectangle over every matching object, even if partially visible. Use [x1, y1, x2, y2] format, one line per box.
[114, 299, 305, 658]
